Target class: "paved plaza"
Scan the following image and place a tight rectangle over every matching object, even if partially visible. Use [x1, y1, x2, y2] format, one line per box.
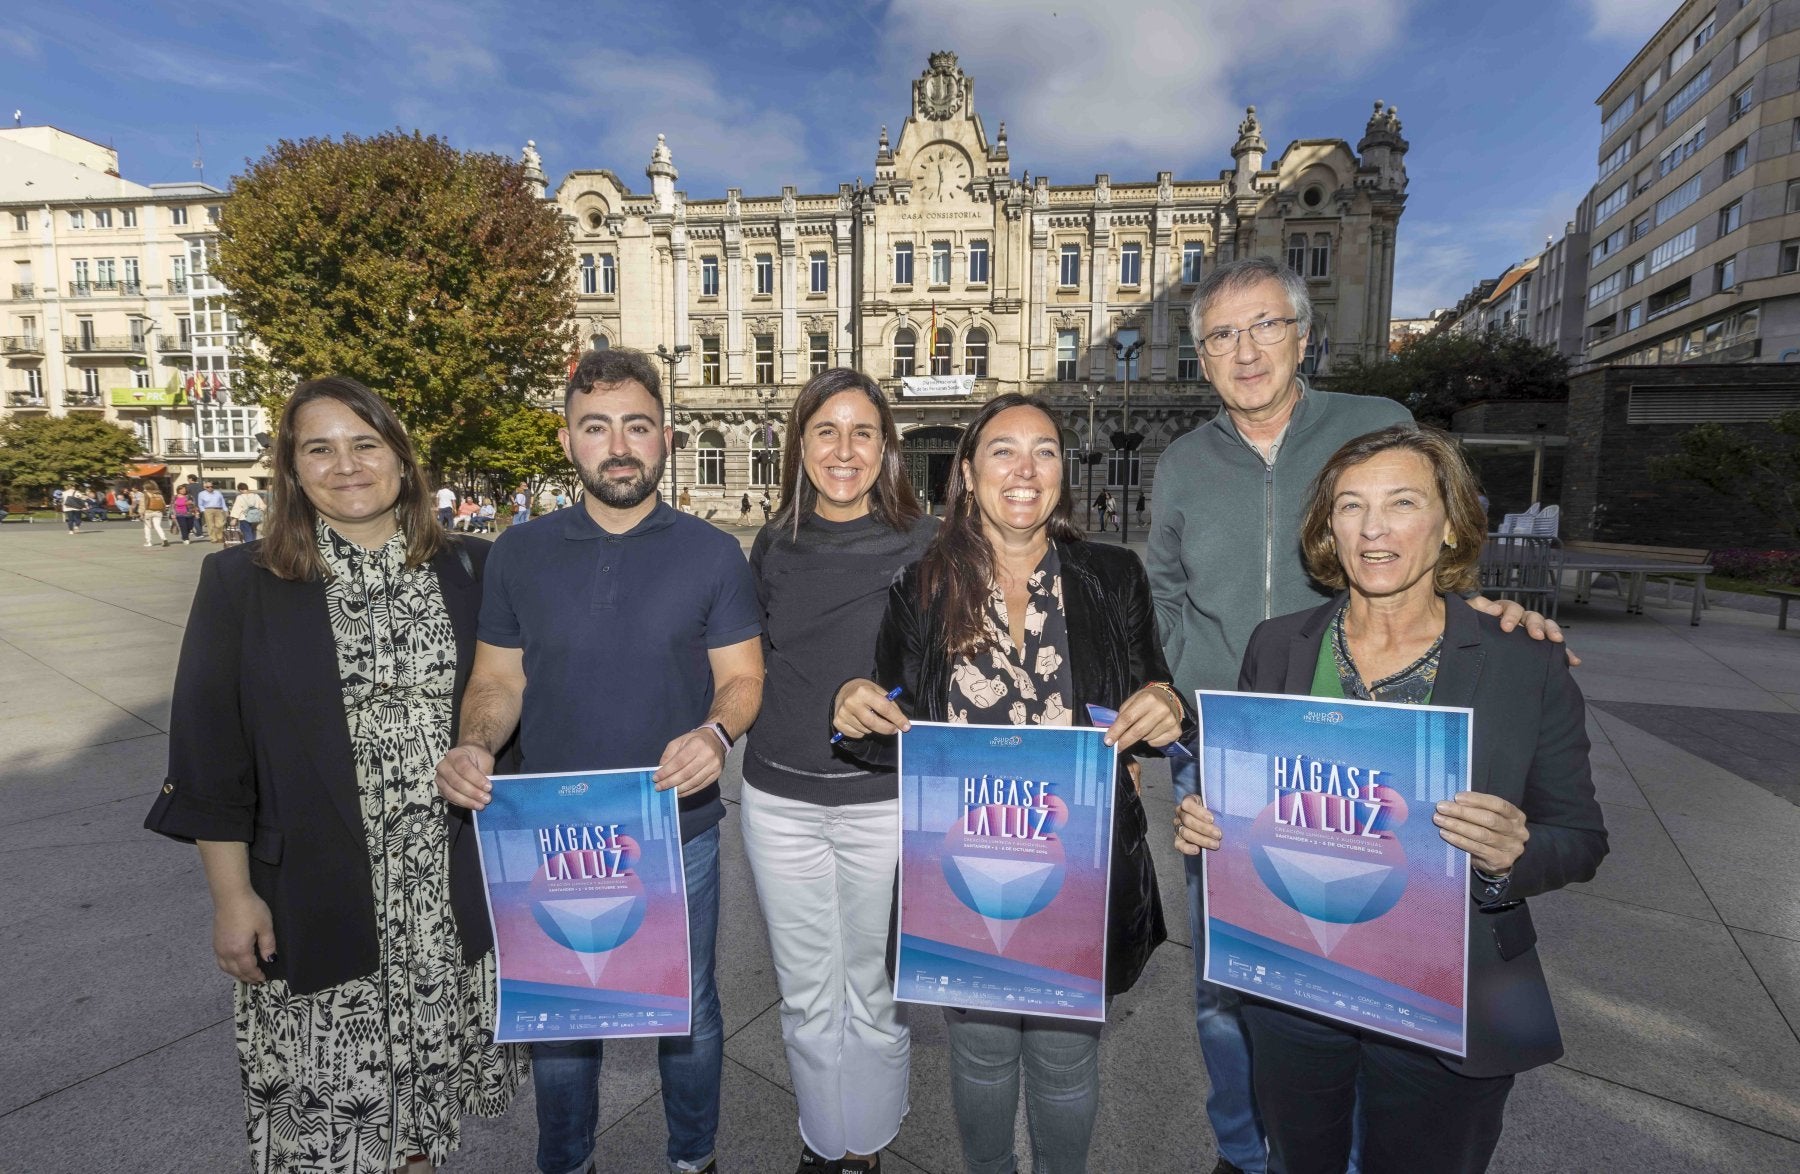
[2, 518, 1798, 1173]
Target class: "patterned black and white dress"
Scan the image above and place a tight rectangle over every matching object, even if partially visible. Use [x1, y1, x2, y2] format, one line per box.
[235, 523, 524, 1173]
[948, 548, 1074, 727]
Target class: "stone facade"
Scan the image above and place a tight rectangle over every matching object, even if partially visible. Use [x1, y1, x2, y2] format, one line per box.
[0, 127, 261, 489]
[1562, 363, 1800, 547]
[542, 52, 1409, 512]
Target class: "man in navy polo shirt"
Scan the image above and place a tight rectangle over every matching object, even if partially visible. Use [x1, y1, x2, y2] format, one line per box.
[436, 347, 763, 1174]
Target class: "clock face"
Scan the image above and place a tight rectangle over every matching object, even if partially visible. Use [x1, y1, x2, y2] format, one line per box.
[911, 146, 971, 203]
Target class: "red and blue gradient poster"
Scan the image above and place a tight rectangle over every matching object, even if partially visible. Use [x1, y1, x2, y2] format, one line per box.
[896, 722, 1118, 1023]
[1198, 691, 1472, 1057]
[474, 769, 691, 1043]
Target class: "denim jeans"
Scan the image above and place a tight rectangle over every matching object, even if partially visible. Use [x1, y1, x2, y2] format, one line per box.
[944, 1008, 1102, 1174]
[532, 824, 723, 1174]
[1172, 756, 1267, 1173]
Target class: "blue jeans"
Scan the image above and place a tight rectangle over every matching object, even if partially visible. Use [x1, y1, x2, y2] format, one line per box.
[532, 824, 723, 1174]
[1173, 756, 1267, 1173]
[944, 1008, 1102, 1174]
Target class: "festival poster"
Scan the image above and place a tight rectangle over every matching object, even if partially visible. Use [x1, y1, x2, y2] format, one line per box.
[1197, 691, 1472, 1056]
[896, 721, 1118, 1022]
[474, 769, 691, 1043]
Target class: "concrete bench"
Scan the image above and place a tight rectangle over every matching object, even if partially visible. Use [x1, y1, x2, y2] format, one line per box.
[1772, 587, 1800, 631]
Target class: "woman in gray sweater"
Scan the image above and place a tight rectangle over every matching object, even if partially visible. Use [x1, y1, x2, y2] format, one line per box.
[743, 368, 936, 1174]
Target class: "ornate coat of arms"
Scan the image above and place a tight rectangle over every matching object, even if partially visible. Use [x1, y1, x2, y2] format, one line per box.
[919, 51, 963, 120]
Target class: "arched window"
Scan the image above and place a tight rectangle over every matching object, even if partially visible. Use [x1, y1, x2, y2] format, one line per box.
[964, 327, 989, 377]
[751, 420, 780, 487]
[1309, 233, 1331, 278]
[1062, 428, 1085, 489]
[696, 429, 725, 487]
[892, 328, 916, 378]
[932, 328, 953, 375]
[589, 333, 609, 352]
[1287, 234, 1307, 273]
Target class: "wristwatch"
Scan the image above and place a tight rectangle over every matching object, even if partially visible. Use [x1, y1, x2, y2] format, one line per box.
[701, 721, 733, 752]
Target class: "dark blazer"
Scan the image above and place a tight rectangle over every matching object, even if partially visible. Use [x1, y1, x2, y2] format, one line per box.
[145, 536, 497, 996]
[849, 538, 1194, 998]
[1240, 595, 1608, 1079]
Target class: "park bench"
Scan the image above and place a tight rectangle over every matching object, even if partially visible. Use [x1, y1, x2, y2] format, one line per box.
[1560, 541, 1712, 626]
[1770, 586, 1800, 631]
[2, 503, 33, 524]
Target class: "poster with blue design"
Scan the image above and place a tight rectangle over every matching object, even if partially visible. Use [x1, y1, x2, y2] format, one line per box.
[1198, 691, 1472, 1057]
[896, 721, 1118, 1023]
[474, 769, 691, 1043]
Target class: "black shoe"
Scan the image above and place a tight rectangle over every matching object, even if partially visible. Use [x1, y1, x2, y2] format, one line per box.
[837, 1156, 880, 1174]
[1210, 1159, 1244, 1174]
[794, 1145, 837, 1173]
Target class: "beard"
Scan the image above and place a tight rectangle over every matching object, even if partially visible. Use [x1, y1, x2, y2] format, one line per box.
[578, 452, 666, 508]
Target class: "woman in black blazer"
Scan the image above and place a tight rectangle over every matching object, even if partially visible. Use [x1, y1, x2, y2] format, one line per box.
[1175, 424, 1607, 1174]
[146, 377, 523, 1174]
[833, 393, 1191, 1174]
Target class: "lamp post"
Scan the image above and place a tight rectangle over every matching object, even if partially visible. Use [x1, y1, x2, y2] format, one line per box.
[654, 343, 691, 506]
[1081, 382, 1104, 532]
[1111, 338, 1144, 546]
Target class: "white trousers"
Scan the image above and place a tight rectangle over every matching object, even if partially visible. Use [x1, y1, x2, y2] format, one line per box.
[740, 783, 910, 1158]
[142, 513, 166, 545]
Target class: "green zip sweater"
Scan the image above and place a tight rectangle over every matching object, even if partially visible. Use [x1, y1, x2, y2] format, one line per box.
[1147, 383, 1410, 697]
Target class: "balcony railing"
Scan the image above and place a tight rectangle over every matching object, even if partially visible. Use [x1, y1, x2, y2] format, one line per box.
[157, 334, 192, 353]
[61, 392, 105, 409]
[163, 439, 199, 457]
[8, 282, 34, 299]
[6, 391, 49, 408]
[167, 278, 188, 294]
[68, 280, 124, 297]
[63, 335, 145, 354]
[1, 335, 44, 355]
[120, 280, 142, 296]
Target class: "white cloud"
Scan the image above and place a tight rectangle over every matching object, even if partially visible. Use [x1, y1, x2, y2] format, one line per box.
[1581, 0, 1678, 43]
[872, 0, 1411, 175]
[0, 29, 41, 61]
[1391, 184, 1588, 318]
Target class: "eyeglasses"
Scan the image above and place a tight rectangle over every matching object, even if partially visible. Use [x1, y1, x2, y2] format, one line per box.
[1200, 317, 1299, 356]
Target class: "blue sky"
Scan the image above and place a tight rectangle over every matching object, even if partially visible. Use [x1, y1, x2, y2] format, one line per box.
[2, 0, 1676, 316]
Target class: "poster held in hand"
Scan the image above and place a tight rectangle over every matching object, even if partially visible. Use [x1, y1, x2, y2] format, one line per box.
[474, 768, 691, 1042]
[1198, 690, 1472, 1057]
[896, 721, 1118, 1022]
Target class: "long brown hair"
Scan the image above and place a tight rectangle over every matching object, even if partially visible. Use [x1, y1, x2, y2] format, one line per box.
[1298, 423, 1486, 594]
[919, 393, 1081, 657]
[257, 376, 446, 581]
[773, 367, 922, 536]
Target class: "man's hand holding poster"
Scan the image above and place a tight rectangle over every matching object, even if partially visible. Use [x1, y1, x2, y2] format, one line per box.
[896, 722, 1118, 1022]
[1198, 691, 1472, 1057]
[474, 768, 691, 1043]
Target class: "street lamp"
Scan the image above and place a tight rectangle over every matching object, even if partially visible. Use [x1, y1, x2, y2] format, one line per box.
[654, 343, 691, 506]
[1080, 383, 1105, 532]
[1111, 338, 1144, 545]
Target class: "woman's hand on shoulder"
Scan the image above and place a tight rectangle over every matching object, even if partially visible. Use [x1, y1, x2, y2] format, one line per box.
[833, 679, 910, 739]
[1173, 794, 1223, 856]
[213, 890, 276, 984]
[1106, 683, 1185, 750]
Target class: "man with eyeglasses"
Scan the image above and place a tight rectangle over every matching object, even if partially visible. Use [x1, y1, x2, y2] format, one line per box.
[1148, 257, 1562, 1174]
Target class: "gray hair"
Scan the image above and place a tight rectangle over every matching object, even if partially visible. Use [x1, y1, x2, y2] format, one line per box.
[1187, 257, 1312, 341]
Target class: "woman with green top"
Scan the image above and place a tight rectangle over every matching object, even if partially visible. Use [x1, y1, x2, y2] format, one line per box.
[742, 368, 936, 1174]
[1174, 423, 1607, 1174]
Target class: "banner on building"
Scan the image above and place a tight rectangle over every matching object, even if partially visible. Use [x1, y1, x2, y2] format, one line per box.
[1198, 690, 1472, 1057]
[475, 768, 691, 1042]
[899, 374, 976, 397]
[896, 721, 1117, 1022]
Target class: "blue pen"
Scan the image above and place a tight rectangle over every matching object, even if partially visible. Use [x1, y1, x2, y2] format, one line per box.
[831, 685, 905, 744]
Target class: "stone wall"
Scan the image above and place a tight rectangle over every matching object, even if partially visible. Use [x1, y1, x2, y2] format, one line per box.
[1562, 365, 1799, 549]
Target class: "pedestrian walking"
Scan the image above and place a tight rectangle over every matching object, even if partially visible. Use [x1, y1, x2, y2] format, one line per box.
[678, 487, 693, 514]
[198, 481, 228, 543]
[436, 483, 458, 530]
[61, 485, 83, 534]
[739, 491, 752, 524]
[1136, 491, 1147, 526]
[511, 484, 530, 527]
[138, 480, 169, 547]
[172, 485, 196, 543]
[758, 489, 772, 522]
[229, 482, 266, 544]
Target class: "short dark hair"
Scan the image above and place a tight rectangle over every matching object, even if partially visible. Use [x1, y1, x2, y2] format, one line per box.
[565, 348, 662, 412]
[1299, 423, 1486, 594]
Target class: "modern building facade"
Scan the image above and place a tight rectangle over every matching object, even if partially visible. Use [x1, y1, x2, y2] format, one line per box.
[539, 52, 1409, 510]
[0, 126, 261, 488]
[1582, 0, 1800, 367]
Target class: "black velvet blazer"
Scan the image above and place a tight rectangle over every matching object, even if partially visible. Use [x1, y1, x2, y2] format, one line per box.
[145, 537, 497, 996]
[1240, 595, 1609, 1078]
[847, 538, 1195, 998]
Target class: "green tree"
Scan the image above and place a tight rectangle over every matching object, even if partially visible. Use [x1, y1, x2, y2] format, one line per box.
[214, 130, 577, 473]
[0, 415, 143, 504]
[463, 402, 571, 500]
[1329, 329, 1569, 426]
[1649, 411, 1800, 543]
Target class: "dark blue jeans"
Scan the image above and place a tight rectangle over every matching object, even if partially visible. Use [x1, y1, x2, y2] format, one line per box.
[532, 824, 723, 1174]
